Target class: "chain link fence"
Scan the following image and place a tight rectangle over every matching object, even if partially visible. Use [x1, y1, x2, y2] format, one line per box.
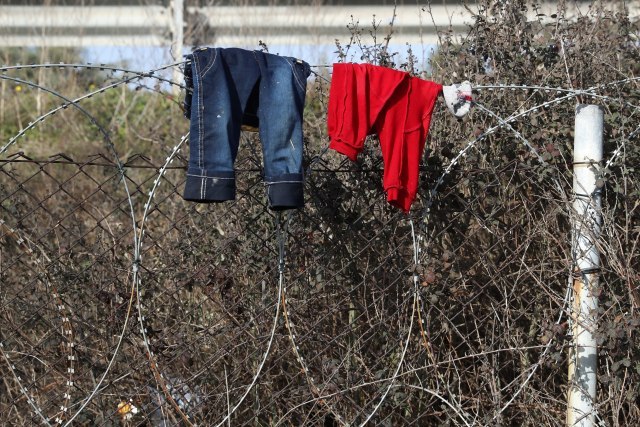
[1, 3, 640, 425]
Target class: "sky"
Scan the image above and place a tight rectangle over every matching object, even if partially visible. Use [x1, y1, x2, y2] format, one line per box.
[81, 42, 437, 90]
[82, 43, 436, 67]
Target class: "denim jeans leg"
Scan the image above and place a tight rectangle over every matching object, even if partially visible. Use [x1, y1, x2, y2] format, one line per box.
[183, 48, 310, 209]
[255, 52, 311, 210]
[183, 48, 261, 203]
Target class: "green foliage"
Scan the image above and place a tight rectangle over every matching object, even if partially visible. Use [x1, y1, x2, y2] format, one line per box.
[0, 47, 188, 159]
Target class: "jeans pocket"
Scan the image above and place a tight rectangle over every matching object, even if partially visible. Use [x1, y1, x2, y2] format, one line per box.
[289, 59, 311, 93]
[199, 48, 218, 79]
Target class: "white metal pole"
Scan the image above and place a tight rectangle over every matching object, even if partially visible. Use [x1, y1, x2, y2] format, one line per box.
[567, 104, 603, 427]
[171, 0, 184, 97]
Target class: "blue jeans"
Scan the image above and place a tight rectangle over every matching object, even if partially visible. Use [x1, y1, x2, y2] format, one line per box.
[183, 47, 311, 210]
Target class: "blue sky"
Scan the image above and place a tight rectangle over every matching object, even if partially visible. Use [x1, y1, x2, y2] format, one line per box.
[81, 42, 436, 95]
[82, 42, 436, 78]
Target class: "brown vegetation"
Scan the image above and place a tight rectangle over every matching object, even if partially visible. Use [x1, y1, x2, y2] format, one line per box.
[1, 1, 639, 425]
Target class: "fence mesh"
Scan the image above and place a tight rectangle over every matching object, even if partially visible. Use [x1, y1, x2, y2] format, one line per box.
[1, 41, 639, 427]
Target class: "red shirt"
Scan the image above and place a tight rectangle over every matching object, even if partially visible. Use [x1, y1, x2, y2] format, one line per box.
[328, 63, 442, 212]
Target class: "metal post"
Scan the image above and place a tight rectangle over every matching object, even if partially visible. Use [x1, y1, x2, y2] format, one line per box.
[171, 0, 184, 97]
[567, 104, 603, 427]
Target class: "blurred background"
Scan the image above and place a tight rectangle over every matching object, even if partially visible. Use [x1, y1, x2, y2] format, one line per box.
[0, 0, 475, 70]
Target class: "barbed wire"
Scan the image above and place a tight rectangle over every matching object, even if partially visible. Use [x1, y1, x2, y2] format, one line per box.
[1, 58, 638, 425]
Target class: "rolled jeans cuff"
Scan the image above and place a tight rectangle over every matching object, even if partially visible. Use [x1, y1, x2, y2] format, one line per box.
[265, 173, 304, 210]
[183, 169, 236, 202]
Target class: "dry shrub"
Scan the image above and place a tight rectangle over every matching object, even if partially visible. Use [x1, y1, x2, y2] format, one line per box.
[1, 1, 639, 425]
